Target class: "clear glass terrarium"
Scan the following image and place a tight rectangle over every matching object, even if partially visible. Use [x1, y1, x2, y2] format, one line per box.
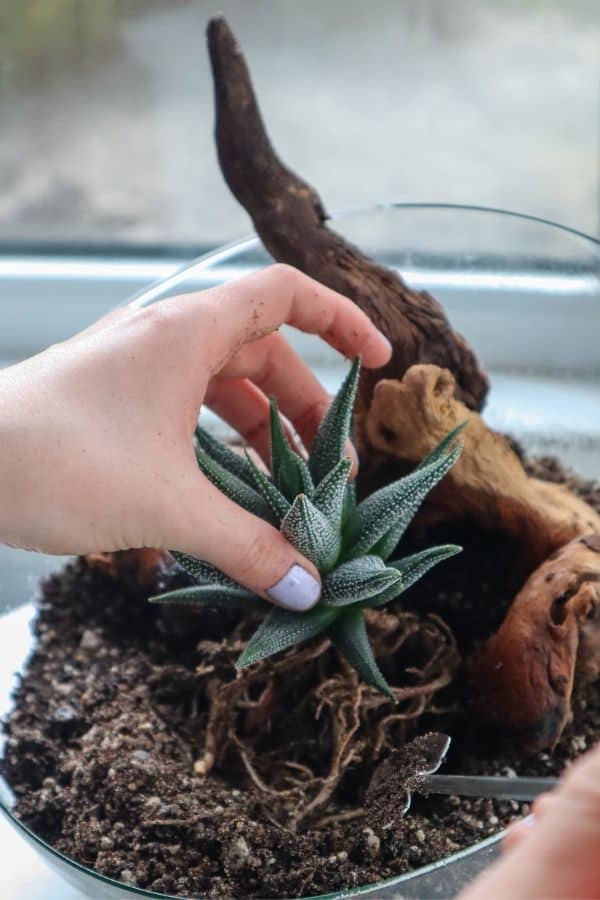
[1, 203, 599, 899]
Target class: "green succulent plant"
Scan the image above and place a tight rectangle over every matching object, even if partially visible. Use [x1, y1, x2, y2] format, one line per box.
[150, 357, 464, 697]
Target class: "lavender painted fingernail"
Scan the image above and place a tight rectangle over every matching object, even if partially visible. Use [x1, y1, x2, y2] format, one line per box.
[267, 564, 321, 611]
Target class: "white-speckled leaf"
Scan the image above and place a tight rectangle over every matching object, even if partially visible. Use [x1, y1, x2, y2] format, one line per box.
[322, 556, 401, 607]
[269, 398, 314, 500]
[170, 551, 241, 588]
[345, 442, 462, 560]
[195, 426, 256, 486]
[244, 450, 290, 522]
[387, 545, 462, 597]
[281, 494, 341, 572]
[328, 607, 393, 698]
[196, 448, 275, 523]
[309, 357, 360, 485]
[236, 604, 339, 668]
[149, 584, 266, 611]
[417, 421, 467, 470]
[312, 457, 352, 530]
[343, 480, 357, 525]
[363, 545, 462, 610]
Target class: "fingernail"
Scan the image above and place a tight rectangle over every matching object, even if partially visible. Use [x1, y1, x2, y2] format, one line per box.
[380, 334, 393, 357]
[267, 564, 321, 611]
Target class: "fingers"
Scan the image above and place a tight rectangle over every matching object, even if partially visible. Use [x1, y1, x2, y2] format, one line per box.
[502, 815, 535, 851]
[204, 377, 273, 463]
[174, 264, 392, 372]
[502, 792, 554, 852]
[166, 466, 322, 612]
[219, 332, 332, 449]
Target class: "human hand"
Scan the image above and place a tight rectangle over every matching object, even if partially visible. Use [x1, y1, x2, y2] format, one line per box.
[0, 265, 390, 610]
[459, 741, 600, 899]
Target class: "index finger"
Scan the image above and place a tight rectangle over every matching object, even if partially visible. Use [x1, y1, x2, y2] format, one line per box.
[175, 264, 392, 372]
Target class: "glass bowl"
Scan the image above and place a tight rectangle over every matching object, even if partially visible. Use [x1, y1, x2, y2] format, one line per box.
[2, 203, 599, 899]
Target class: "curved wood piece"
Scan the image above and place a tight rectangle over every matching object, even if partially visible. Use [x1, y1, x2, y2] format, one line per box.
[365, 365, 600, 570]
[468, 535, 600, 751]
[206, 16, 489, 421]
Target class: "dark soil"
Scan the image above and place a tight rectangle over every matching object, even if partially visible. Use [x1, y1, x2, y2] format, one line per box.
[2, 455, 600, 899]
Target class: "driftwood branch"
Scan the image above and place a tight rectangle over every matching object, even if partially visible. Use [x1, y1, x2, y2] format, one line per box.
[468, 535, 600, 751]
[206, 15, 489, 425]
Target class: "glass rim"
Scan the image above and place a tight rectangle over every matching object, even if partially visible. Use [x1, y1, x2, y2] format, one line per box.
[125, 200, 600, 313]
[0, 803, 505, 899]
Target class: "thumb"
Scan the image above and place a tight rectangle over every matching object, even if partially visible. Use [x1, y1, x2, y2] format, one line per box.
[167, 478, 322, 612]
[460, 743, 600, 900]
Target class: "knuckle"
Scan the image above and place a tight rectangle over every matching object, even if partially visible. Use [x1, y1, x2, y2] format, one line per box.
[267, 262, 302, 289]
[133, 301, 186, 344]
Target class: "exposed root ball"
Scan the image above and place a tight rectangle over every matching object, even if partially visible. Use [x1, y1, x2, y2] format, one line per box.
[191, 609, 458, 829]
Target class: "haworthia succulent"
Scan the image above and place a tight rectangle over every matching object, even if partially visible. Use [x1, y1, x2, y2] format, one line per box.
[281, 494, 340, 572]
[236, 604, 339, 668]
[149, 584, 266, 612]
[328, 607, 394, 699]
[269, 398, 314, 500]
[196, 448, 275, 523]
[309, 357, 360, 485]
[312, 456, 352, 530]
[322, 556, 401, 607]
[344, 443, 462, 560]
[170, 551, 241, 588]
[244, 450, 291, 522]
[195, 425, 256, 487]
[151, 356, 463, 699]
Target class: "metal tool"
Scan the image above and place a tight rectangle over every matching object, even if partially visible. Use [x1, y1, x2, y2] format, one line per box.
[403, 734, 557, 812]
[420, 772, 558, 802]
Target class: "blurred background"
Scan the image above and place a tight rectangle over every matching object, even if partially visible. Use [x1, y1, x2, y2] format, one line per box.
[1, 0, 600, 251]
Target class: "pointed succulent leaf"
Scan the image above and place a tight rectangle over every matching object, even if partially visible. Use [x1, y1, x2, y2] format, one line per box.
[328, 607, 394, 698]
[149, 584, 267, 612]
[281, 494, 341, 571]
[370, 441, 463, 560]
[269, 398, 314, 500]
[196, 448, 275, 523]
[236, 604, 339, 668]
[170, 551, 241, 588]
[243, 450, 290, 522]
[344, 442, 462, 560]
[342, 480, 357, 526]
[363, 544, 462, 610]
[195, 426, 256, 486]
[309, 356, 360, 485]
[312, 456, 352, 529]
[322, 556, 402, 607]
[386, 545, 462, 598]
[417, 421, 467, 470]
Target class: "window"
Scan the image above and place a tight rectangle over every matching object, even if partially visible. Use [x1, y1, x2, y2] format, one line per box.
[2, 0, 600, 251]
